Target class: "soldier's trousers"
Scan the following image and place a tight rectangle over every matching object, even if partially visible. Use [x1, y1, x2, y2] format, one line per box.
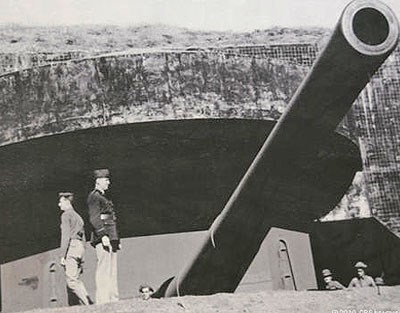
[65, 239, 90, 305]
[95, 243, 119, 304]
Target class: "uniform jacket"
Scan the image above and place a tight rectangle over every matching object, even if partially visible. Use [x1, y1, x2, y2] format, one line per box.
[325, 280, 346, 290]
[60, 208, 86, 258]
[87, 189, 120, 247]
[348, 275, 376, 288]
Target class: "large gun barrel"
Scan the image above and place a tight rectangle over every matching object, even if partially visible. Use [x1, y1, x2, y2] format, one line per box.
[160, 0, 399, 297]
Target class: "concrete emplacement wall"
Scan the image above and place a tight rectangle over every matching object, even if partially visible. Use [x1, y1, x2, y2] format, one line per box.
[1, 227, 316, 312]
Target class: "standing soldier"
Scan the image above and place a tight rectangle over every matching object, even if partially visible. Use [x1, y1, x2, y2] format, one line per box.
[59, 192, 92, 306]
[88, 169, 120, 304]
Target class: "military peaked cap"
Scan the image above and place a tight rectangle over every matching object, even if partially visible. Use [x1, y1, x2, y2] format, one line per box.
[58, 192, 74, 199]
[93, 168, 110, 179]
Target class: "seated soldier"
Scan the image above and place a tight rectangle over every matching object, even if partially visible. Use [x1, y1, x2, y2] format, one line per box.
[322, 269, 346, 290]
[348, 261, 376, 288]
[138, 284, 154, 300]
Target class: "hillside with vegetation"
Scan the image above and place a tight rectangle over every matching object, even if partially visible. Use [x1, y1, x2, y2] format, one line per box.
[0, 24, 329, 53]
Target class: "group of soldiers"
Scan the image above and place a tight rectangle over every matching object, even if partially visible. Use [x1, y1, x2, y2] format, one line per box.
[59, 168, 120, 305]
[322, 261, 378, 291]
[59, 167, 382, 306]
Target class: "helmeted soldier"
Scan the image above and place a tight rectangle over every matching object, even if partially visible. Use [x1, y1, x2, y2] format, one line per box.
[59, 192, 92, 305]
[321, 268, 345, 290]
[87, 169, 120, 304]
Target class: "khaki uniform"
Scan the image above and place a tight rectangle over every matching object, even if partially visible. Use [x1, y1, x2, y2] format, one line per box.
[88, 189, 120, 304]
[60, 209, 90, 305]
[348, 275, 376, 288]
[326, 280, 346, 290]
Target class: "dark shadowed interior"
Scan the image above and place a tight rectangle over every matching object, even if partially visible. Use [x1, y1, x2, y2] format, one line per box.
[0, 119, 361, 264]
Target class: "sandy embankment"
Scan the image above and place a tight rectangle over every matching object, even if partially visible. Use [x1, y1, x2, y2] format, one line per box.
[23, 287, 400, 313]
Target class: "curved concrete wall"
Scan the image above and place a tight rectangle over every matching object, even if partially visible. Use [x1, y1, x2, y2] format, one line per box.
[0, 50, 309, 145]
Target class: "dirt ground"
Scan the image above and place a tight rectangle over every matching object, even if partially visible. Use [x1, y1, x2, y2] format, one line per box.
[23, 287, 400, 313]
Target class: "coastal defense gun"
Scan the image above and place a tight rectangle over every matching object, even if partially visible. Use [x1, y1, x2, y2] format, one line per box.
[159, 0, 399, 297]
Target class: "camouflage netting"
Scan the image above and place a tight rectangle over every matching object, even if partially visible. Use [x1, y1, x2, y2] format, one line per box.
[346, 49, 400, 234]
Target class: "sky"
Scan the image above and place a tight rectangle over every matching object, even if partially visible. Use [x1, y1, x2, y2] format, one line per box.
[0, 0, 399, 31]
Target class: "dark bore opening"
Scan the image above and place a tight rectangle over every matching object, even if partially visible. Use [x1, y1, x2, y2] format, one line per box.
[353, 8, 389, 46]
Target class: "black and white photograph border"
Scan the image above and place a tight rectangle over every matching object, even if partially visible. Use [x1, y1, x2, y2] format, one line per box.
[0, 0, 400, 312]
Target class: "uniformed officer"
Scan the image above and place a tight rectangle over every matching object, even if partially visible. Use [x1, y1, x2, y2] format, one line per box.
[348, 261, 376, 288]
[59, 192, 92, 305]
[87, 169, 120, 304]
